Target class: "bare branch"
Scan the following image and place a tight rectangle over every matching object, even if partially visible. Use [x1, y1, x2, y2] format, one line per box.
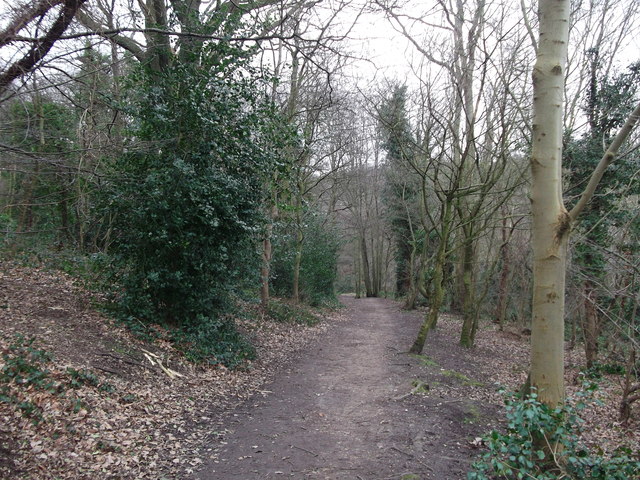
[569, 100, 640, 221]
[0, 0, 65, 48]
[0, 0, 89, 94]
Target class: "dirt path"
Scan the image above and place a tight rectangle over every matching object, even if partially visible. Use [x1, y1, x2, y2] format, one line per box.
[195, 296, 498, 480]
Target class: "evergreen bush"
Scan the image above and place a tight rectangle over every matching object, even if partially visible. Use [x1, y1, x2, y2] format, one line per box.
[468, 387, 640, 479]
[102, 40, 290, 366]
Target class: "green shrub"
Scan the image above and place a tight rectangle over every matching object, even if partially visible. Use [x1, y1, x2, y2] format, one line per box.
[265, 299, 320, 326]
[271, 212, 340, 306]
[66, 367, 114, 392]
[170, 314, 255, 368]
[101, 31, 294, 366]
[1, 335, 55, 391]
[0, 336, 56, 423]
[1, 336, 118, 424]
[468, 387, 640, 480]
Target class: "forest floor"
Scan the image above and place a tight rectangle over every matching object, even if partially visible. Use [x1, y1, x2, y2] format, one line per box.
[0, 262, 638, 479]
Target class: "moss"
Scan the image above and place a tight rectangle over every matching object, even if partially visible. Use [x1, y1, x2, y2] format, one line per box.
[441, 369, 483, 387]
[409, 353, 439, 368]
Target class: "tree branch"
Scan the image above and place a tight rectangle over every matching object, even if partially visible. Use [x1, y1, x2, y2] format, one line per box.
[75, 9, 146, 63]
[0, 0, 64, 48]
[569, 100, 640, 221]
[0, 0, 88, 94]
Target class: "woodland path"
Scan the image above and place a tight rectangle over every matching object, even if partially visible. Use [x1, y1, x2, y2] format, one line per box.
[195, 296, 498, 480]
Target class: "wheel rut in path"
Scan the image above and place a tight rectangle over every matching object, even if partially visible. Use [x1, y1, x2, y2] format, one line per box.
[196, 296, 495, 480]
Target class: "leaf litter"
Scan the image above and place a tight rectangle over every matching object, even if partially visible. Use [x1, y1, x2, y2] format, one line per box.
[0, 263, 334, 479]
[0, 263, 637, 479]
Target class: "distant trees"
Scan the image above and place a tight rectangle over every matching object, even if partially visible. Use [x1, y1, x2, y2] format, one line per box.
[377, 85, 418, 300]
[375, 0, 530, 351]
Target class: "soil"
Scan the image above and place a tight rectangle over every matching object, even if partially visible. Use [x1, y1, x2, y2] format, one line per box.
[194, 296, 500, 480]
[1, 263, 637, 479]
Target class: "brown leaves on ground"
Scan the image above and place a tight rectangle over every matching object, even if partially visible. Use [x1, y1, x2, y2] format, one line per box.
[0, 263, 331, 479]
[427, 313, 639, 457]
[0, 263, 637, 479]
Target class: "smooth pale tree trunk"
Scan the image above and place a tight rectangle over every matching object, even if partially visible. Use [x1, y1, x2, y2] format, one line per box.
[531, 0, 640, 407]
[530, 0, 571, 407]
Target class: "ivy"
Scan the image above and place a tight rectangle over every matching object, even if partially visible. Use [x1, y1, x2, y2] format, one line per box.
[102, 31, 294, 366]
[468, 387, 640, 479]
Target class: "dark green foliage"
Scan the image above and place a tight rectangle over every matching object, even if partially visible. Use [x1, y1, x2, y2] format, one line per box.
[0, 336, 129, 425]
[170, 315, 255, 367]
[565, 60, 640, 271]
[468, 388, 640, 480]
[66, 367, 114, 392]
[1, 335, 54, 391]
[378, 85, 418, 297]
[1, 336, 55, 423]
[265, 299, 320, 326]
[582, 362, 626, 379]
[271, 212, 340, 306]
[563, 59, 640, 366]
[102, 36, 291, 366]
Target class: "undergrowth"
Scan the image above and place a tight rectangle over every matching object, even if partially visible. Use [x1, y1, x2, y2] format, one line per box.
[265, 299, 321, 326]
[468, 386, 640, 479]
[0, 335, 116, 424]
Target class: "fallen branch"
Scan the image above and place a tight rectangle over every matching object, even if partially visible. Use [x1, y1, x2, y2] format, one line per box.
[141, 348, 185, 379]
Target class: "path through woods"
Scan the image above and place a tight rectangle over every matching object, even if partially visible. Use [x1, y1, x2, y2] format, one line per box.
[196, 296, 498, 479]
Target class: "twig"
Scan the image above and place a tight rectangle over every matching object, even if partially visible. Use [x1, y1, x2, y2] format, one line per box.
[96, 352, 149, 370]
[388, 446, 434, 471]
[291, 445, 318, 457]
[390, 446, 412, 457]
[92, 365, 120, 375]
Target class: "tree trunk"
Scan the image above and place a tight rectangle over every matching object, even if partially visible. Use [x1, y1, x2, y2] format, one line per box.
[529, 0, 571, 408]
[361, 234, 374, 297]
[260, 221, 273, 308]
[292, 226, 303, 303]
[494, 216, 510, 329]
[147, 0, 172, 72]
[403, 243, 418, 310]
[459, 238, 477, 347]
[410, 200, 454, 353]
[354, 239, 362, 299]
[583, 280, 600, 368]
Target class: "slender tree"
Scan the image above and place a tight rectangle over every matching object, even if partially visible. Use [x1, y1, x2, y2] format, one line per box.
[530, 0, 640, 407]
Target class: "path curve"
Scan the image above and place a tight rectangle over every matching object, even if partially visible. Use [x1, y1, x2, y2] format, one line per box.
[196, 296, 490, 480]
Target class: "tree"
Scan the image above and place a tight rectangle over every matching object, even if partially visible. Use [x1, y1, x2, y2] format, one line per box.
[0, 0, 89, 95]
[530, 0, 640, 407]
[377, 84, 418, 299]
[102, 34, 289, 364]
[564, 58, 640, 368]
[379, 0, 529, 351]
